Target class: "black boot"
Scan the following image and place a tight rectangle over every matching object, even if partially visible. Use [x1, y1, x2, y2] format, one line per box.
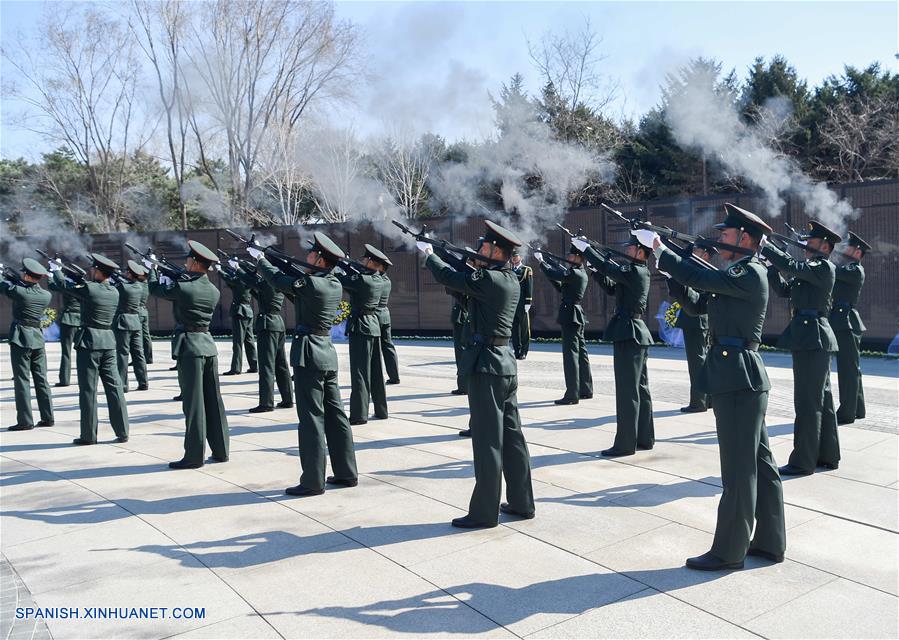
[285, 485, 324, 497]
[326, 476, 359, 487]
[686, 552, 743, 571]
[168, 459, 203, 469]
[451, 515, 497, 529]
[500, 502, 535, 520]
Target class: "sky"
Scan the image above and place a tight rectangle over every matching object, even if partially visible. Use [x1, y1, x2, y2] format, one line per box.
[1, 0, 897, 160]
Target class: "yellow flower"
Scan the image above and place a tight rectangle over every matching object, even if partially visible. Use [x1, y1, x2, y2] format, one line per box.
[664, 301, 681, 328]
[333, 300, 351, 325]
[40, 307, 58, 330]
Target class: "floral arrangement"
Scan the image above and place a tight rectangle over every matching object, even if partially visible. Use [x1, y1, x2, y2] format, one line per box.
[40, 307, 57, 330]
[333, 300, 351, 326]
[664, 301, 681, 328]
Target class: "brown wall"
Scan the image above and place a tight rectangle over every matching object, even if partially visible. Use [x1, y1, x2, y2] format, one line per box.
[3, 179, 897, 348]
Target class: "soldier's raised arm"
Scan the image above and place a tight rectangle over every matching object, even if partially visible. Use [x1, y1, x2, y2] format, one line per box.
[761, 242, 834, 287]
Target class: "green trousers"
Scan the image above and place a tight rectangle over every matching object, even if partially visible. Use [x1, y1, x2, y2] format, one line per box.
[379, 322, 400, 381]
[561, 323, 593, 400]
[348, 334, 387, 422]
[256, 329, 292, 409]
[76, 348, 129, 441]
[115, 329, 148, 391]
[682, 328, 710, 410]
[141, 313, 153, 364]
[58, 323, 77, 385]
[789, 349, 840, 471]
[511, 307, 530, 358]
[466, 372, 534, 523]
[612, 341, 654, 452]
[10, 344, 54, 427]
[710, 389, 786, 563]
[230, 316, 257, 373]
[293, 366, 358, 491]
[177, 355, 229, 464]
[834, 331, 866, 422]
[452, 323, 468, 393]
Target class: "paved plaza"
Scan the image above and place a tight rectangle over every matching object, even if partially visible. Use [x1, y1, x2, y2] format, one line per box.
[1, 340, 897, 639]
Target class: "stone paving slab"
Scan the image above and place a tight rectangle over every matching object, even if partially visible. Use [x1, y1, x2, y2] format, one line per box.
[1, 340, 897, 639]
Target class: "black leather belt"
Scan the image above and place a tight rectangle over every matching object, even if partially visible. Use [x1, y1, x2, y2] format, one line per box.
[294, 325, 330, 337]
[352, 310, 378, 317]
[561, 297, 583, 305]
[793, 308, 823, 318]
[86, 322, 112, 329]
[615, 310, 644, 320]
[16, 320, 41, 328]
[185, 326, 209, 333]
[471, 334, 510, 347]
[714, 336, 760, 351]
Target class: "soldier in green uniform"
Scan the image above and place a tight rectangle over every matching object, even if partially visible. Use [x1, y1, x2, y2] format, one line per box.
[419, 220, 535, 528]
[51, 254, 129, 445]
[147, 241, 229, 469]
[249, 233, 358, 496]
[762, 220, 841, 476]
[830, 232, 870, 425]
[535, 244, 592, 405]
[335, 255, 387, 425]
[510, 249, 533, 360]
[666, 246, 716, 413]
[137, 270, 153, 365]
[236, 262, 293, 413]
[49, 274, 81, 387]
[654, 203, 785, 571]
[219, 259, 258, 375]
[2, 259, 54, 431]
[576, 233, 655, 456]
[370, 248, 400, 385]
[449, 289, 470, 396]
[114, 261, 149, 392]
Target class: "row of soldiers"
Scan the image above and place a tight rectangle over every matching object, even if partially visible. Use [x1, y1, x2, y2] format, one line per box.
[1, 204, 871, 571]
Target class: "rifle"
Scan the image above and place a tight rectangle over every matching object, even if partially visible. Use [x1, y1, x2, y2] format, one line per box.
[600, 202, 755, 258]
[527, 243, 581, 269]
[224, 228, 328, 277]
[2, 264, 26, 286]
[766, 223, 829, 258]
[337, 257, 376, 277]
[554, 223, 639, 266]
[124, 243, 190, 281]
[36, 249, 87, 282]
[391, 220, 506, 268]
[216, 248, 257, 274]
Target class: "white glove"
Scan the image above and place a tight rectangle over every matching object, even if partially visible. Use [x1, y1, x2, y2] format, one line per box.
[142, 258, 154, 269]
[228, 259, 239, 270]
[632, 229, 659, 249]
[247, 247, 263, 261]
[759, 234, 768, 250]
[158, 274, 173, 287]
[571, 237, 589, 253]
[214, 264, 222, 272]
[533, 251, 543, 263]
[48, 261, 61, 273]
[525, 304, 532, 314]
[416, 241, 433, 256]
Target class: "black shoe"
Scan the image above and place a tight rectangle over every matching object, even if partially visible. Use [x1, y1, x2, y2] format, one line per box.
[373, 414, 388, 420]
[249, 406, 274, 413]
[169, 459, 203, 469]
[579, 393, 593, 400]
[837, 418, 855, 425]
[450, 389, 467, 396]
[116, 436, 129, 443]
[146, 360, 154, 365]
[680, 405, 707, 413]
[636, 443, 654, 451]
[554, 397, 579, 405]
[172, 395, 182, 402]
[386, 379, 400, 385]
[222, 370, 240, 376]
[54, 382, 69, 388]
[500, 502, 535, 520]
[746, 547, 785, 563]
[601, 447, 635, 458]
[169, 365, 178, 371]
[326, 476, 359, 487]
[8, 424, 34, 431]
[72, 438, 95, 445]
[856, 413, 865, 420]
[350, 418, 368, 426]
[136, 384, 149, 391]
[276, 401, 294, 409]
[285, 484, 324, 497]
[451, 516, 497, 529]
[209, 455, 229, 463]
[123, 388, 131, 394]
[816, 461, 839, 470]
[778, 464, 813, 476]
[459, 429, 472, 437]
[247, 367, 258, 374]
[36, 420, 54, 427]
[686, 552, 743, 571]
[516, 355, 527, 361]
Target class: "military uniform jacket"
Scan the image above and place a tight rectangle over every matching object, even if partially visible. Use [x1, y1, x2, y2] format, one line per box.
[49, 278, 82, 326]
[761, 244, 838, 352]
[659, 251, 771, 396]
[336, 272, 383, 337]
[52, 271, 118, 350]
[829, 262, 865, 335]
[538, 261, 587, 326]
[238, 268, 285, 332]
[449, 289, 470, 326]
[375, 274, 392, 325]
[427, 254, 519, 376]
[113, 280, 144, 331]
[148, 270, 219, 358]
[138, 281, 150, 319]
[1, 280, 51, 349]
[667, 278, 709, 330]
[582, 247, 654, 346]
[220, 270, 255, 319]
[513, 264, 533, 311]
[258, 257, 341, 371]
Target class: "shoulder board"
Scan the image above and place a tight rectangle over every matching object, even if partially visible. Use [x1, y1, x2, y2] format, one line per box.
[727, 263, 748, 277]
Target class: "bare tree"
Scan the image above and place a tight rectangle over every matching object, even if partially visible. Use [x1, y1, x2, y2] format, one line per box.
[370, 130, 439, 219]
[816, 95, 899, 182]
[302, 127, 366, 223]
[256, 122, 313, 225]
[3, 6, 149, 231]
